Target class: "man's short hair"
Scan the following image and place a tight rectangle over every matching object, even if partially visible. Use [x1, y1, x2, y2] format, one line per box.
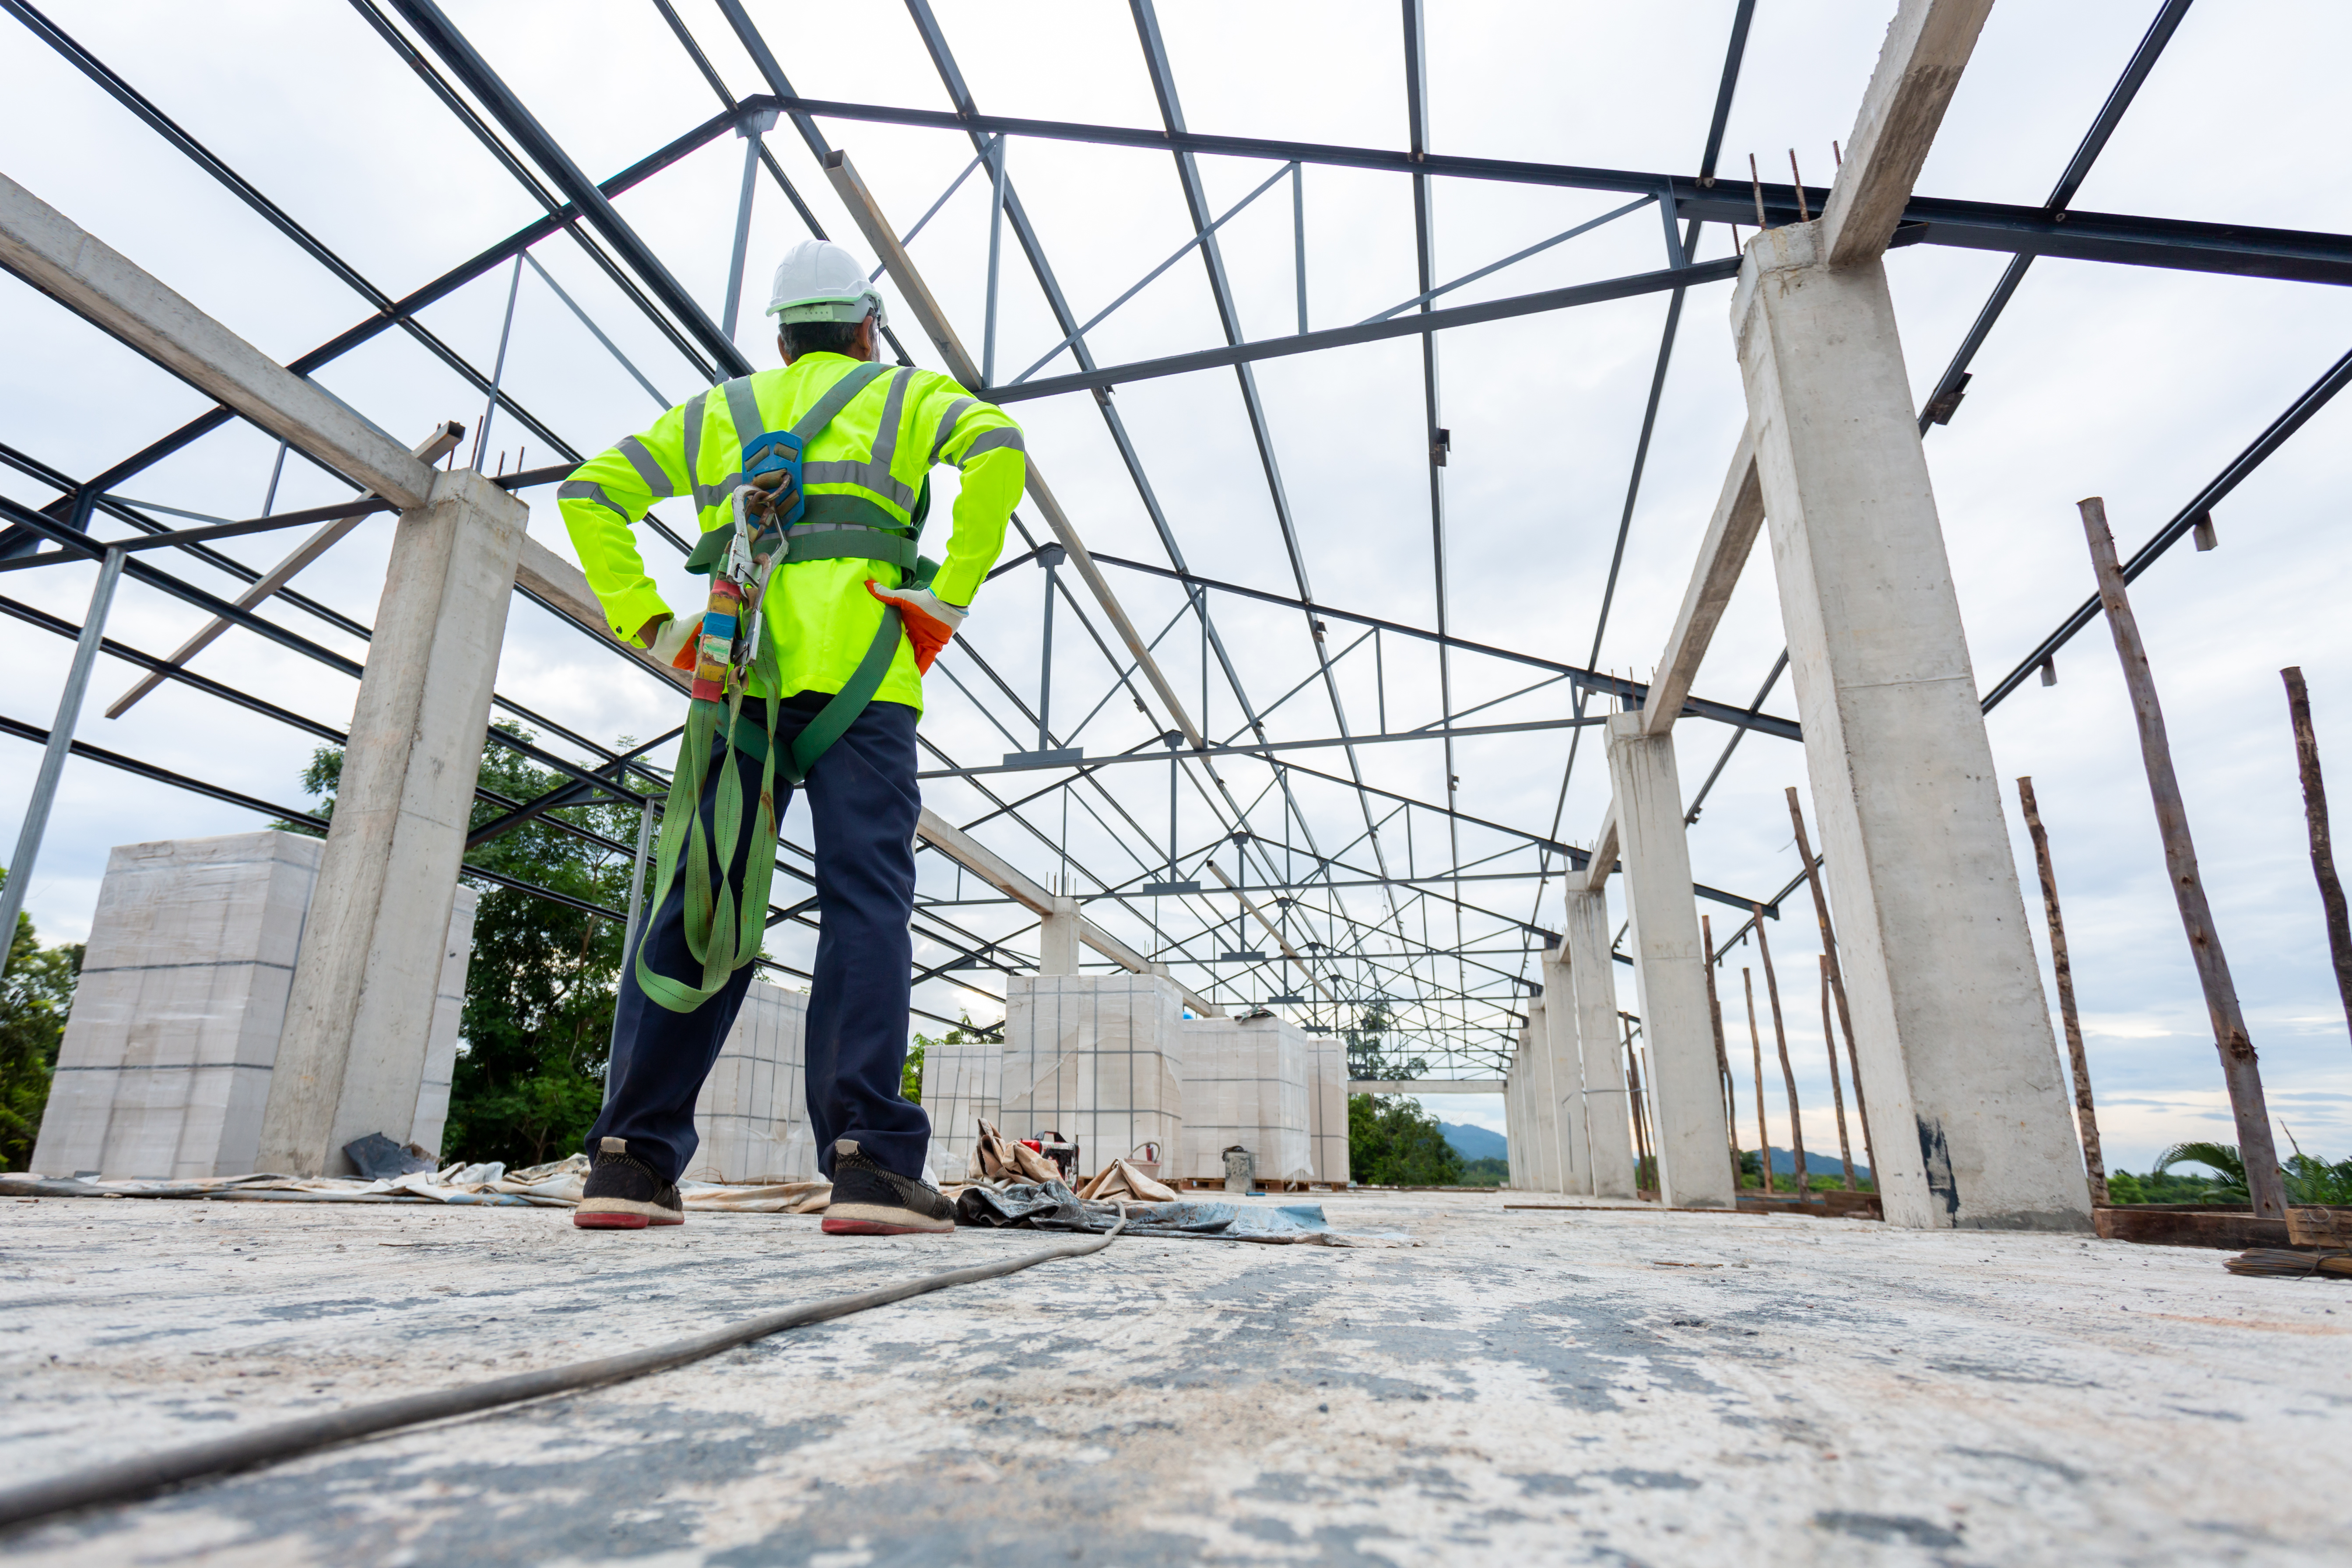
[780, 318, 866, 359]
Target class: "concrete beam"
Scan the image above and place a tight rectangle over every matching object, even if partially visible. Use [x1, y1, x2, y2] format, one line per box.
[1642, 429, 1764, 738]
[1350, 1080, 1505, 1095]
[822, 149, 1207, 750]
[107, 424, 468, 720]
[1819, 0, 1998, 268]
[1604, 713, 1736, 1208]
[1573, 805, 1619, 893]
[1204, 858, 1334, 1003]
[257, 470, 527, 1175]
[0, 172, 434, 510]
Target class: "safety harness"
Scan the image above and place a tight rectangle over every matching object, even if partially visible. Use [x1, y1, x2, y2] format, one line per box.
[634, 361, 940, 1014]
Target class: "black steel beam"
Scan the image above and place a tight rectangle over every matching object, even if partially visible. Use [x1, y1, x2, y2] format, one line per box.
[1088, 553, 1800, 740]
[728, 92, 2351, 284]
[917, 715, 1607, 778]
[386, 0, 751, 378]
[986, 258, 1740, 403]
[1982, 339, 2352, 712]
[1916, 0, 2202, 432]
[2, 105, 739, 560]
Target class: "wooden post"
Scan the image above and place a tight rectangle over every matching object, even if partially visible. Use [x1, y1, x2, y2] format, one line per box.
[1786, 787, 1877, 1181]
[2282, 666, 2352, 1048]
[1701, 914, 1740, 1185]
[1754, 902, 1811, 1201]
[2080, 496, 2285, 1218]
[2017, 774, 2109, 1206]
[1623, 1018, 1655, 1198]
[1819, 955, 1857, 1190]
[1743, 968, 1772, 1194]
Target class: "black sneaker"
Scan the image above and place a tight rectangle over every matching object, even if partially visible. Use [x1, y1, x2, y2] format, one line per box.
[574, 1137, 684, 1229]
[822, 1139, 955, 1235]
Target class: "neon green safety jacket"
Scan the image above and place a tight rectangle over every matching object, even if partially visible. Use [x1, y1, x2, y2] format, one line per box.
[558, 353, 1025, 711]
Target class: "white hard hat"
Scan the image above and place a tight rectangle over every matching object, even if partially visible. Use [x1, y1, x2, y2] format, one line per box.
[766, 239, 888, 330]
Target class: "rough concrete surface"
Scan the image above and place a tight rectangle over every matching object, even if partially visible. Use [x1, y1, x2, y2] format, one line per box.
[1, 1190, 2344, 1564]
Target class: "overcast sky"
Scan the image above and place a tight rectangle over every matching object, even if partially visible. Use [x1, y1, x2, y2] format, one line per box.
[4, 1, 2348, 1175]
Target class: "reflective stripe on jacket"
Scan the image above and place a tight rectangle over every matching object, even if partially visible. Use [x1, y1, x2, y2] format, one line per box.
[558, 352, 1025, 710]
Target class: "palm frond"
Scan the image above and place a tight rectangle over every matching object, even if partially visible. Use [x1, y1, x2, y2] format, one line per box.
[2155, 1140, 2246, 1182]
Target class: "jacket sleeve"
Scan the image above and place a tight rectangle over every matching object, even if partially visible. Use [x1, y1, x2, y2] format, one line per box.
[557, 397, 695, 643]
[909, 375, 1025, 608]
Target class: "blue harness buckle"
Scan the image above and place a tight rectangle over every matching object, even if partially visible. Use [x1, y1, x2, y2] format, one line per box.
[740, 428, 805, 526]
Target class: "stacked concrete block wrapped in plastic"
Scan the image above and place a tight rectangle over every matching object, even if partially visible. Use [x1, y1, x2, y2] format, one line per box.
[32, 831, 476, 1179]
[1305, 1026, 1349, 1186]
[1180, 1012, 1312, 1185]
[999, 972, 1184, 1181]
[920, 1030, 1003, 1179]
[685, 978, 816, 1183]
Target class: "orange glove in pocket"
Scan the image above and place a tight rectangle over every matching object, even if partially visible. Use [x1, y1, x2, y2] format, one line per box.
[865, 580, 969, 675]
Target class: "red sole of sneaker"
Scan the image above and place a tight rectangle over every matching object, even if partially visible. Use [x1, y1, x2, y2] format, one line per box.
[821, 1217, 951, 1235]
[572, 1212, 683, 1229]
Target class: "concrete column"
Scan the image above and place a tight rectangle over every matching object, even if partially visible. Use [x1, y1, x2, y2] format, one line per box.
[1605, 713, 1737, 1209]
[257, 470, 528, 1176]
[1540, 951, 1590, 1194]
[1503, 1050, 1526, 1188]
[1038, 893, 1081, 976]
[1733, 222, 2091, 1231]
[1521, 1011, 1561, 1192]
[1562, 887, 1637, 1199]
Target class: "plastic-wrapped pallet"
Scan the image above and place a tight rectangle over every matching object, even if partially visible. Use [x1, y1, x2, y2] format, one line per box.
[920, 1030, 1004, 1179]
[31, 831, 475, 1179]
[1305, 1026, 1349, 1186]
[1000, 972, 1184, 1182]
[1179, 1012, 1312, 1185]
[684, 978, 814, 1182]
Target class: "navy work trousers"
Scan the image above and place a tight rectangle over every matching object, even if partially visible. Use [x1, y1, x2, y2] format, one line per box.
[585, 691, 932, 1184]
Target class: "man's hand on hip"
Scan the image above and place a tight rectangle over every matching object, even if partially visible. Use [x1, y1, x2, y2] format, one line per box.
[864, 581, 968, 674]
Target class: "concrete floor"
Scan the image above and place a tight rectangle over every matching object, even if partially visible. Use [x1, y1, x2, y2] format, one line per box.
[0, 1189, 2344, 1565]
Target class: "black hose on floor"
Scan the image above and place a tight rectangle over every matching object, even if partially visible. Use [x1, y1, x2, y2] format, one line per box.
[0, 1219, 1124, 1532]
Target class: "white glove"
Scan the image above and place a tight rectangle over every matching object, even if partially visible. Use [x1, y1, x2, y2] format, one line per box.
[647, 614, 698, 671]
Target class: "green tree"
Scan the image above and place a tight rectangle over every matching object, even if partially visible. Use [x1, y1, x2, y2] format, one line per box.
[905, 1014, 986, 1105]
[1348, 1093, 1463, 1186]
[1343, 1000, 1427, 1082]
[292, 725, 644, 1168]
[2147, 1137, 2352, 1206]
[1458, 1155, 1508, 1187]
[0, 870, 84, 1171]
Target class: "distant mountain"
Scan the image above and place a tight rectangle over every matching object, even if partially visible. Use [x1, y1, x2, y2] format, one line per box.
[1439, 1121, 1507, 1162]
[1760, 1147, 1871, 1181]
[1428, 1120, 1870, 1181]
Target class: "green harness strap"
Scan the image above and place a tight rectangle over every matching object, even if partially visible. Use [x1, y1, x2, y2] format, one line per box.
[632, 364, 930, 1014]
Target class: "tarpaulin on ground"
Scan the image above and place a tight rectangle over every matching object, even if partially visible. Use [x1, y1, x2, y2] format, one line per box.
[0, 1156, 831, 1214]
[952, 1178, 1405, 1245]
